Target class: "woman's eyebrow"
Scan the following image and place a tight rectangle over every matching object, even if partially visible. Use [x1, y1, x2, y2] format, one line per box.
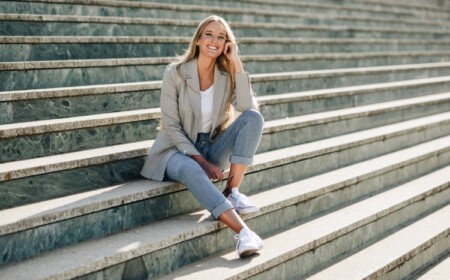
[203, 29, 226, 36]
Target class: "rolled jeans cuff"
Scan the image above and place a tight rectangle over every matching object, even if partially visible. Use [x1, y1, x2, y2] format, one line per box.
[211, 199, 234, 219]
[230, 155, 254, 166]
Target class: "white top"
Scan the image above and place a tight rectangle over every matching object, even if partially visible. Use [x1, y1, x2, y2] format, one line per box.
[198, 85, 214, 133]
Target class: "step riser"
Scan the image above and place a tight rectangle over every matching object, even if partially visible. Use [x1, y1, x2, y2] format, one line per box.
[253, 66, 450, 96]
[0, 156, 145, 210]
[144, 0, 450, 19]
[0, 88, 162, 125]
[259, 101, 450, 153]
[0, 119, 159, 163]
[2, 0, 449, 26]
[368, 232, 450, 279]
[3, 77, 450, 125]
[245, 128, 450, 196]
[248, 189, 450, 280]
[0, 132, 450, 263]
[73, 164, 450, 280]
[1, 113, 447, 219]
[3, 97, 449, 162]
[261, 81, 450, 121]
[2, 56, 450, 92]
[4, 42, 450, 62]
[3, 20, 450, 40]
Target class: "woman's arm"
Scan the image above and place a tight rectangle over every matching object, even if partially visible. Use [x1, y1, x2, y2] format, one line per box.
[224, 41, 257, 112]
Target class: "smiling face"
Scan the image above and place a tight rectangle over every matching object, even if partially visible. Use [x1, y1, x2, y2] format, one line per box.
[196, 21, 228, 60]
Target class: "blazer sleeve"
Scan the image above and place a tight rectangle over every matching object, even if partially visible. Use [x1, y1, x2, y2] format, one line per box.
[160, 64, 201, 156]
[232, 71, 258, 112]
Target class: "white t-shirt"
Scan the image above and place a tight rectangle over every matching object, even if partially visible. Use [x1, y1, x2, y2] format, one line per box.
[198, 85, 214, 133]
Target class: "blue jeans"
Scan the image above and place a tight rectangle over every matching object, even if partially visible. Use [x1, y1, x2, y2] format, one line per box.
[165, 109, 264, 219]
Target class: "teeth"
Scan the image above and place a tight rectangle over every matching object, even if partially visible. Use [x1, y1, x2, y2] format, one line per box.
[207, 46, 218, 50]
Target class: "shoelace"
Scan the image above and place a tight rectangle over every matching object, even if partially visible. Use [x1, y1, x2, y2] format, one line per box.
[234, 230, 251, 251]
[234, 193, 251, 208]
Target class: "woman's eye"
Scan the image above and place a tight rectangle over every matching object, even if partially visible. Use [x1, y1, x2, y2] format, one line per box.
[218, 36, 226, 41]
[205, 34, 213, 38]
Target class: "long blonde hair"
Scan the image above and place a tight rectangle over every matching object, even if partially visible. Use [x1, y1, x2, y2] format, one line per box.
[176, 15, 238, 133]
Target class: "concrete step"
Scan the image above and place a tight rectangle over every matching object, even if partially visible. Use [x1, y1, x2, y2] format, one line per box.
[3, 63, 450, 124]
[3, 158, 449, 279]
[1, 111, 449, 211]
[3, 91, 450, 162]
[2, 14, 450, 39]
[417, 254, 450, 280]
[259, 76, 450, 121]
[2, 52, 450, 91]
[159, 196, 450, 280]
[0, 109, 160, 163]
[4, 36, 450, 62]
[2, 0, 449, 29]
[1, 134, 448, 266]
[306, 208, 450, 279]
[144, 0, 450, 19]
[259, 92, 450, 152]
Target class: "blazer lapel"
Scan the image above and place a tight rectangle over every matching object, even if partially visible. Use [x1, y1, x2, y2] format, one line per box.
[212, 64, 228, 129]
[184, 59, 202, 122]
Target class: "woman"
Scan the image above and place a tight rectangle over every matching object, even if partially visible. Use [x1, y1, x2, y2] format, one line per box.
[141, 15, 264, 257]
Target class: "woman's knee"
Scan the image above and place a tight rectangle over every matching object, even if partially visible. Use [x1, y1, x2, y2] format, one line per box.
[242, 109, 264, 129]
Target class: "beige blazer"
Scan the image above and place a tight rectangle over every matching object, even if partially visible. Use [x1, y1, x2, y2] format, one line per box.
[140, 58, 257, 181]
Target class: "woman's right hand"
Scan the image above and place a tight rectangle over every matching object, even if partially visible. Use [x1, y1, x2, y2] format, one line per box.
[191, 155, 224, 181]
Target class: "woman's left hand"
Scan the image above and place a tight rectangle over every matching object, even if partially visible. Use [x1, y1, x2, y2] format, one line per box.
[223, 41, 244, 72]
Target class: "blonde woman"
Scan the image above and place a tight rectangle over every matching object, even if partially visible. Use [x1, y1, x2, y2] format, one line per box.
[141, 15, 264, 257]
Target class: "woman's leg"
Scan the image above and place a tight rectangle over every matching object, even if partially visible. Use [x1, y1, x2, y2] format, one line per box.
[208, 109, 264, 195]
[166, 152, 245, 232]
[166, 152, 264, 257]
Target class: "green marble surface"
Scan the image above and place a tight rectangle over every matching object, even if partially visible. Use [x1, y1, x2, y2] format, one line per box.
[0, 188, 200, 265]
[0, 64, 168, 91]
[0, 43, 187, 62]
[2, 55, 450, 92]
[3, 41, 450, 62]
[0, 157, 145, 210]
[3, 20, 450, 40]
[1, 129, 448, 265]
[74, 152, 450, 279]
[0, 0, 446, 30]
[259, 106, 450, 153]
[0, 119, 158, 162]
[251, 66, 450, 97]
[260, 81, 450, 121]
[250, 187, 450, 279]
[1, 89, 161, 124]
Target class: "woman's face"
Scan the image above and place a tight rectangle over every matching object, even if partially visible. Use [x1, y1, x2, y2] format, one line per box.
[196, 21, 228, 60]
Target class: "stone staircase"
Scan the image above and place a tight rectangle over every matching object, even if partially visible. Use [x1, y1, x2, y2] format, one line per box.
[1, 0, 450, 279]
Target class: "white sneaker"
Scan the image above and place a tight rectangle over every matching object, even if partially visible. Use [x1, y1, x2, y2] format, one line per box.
[235, 228, 264, 258]
[227, 189, 259, 214]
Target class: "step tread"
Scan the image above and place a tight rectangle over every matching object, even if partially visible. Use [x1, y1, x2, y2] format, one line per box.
[417, 254, 450, 280]
[2, 87, 449, 138]
[2, 36, 450, 45]
[3, 162, 449, 279]
[2, 13, 449, 34]
[265, 93, 450, 131]
[3, 62, 450, 102]
[259, 76, 450, 105]
[1, 123, 449, 237]
[162, 197, 450, 280]
[0, 108, 161, 138]
[1, 111, 449, 181]
[308, 213, 450, 279]
[3, 0, 450, 26]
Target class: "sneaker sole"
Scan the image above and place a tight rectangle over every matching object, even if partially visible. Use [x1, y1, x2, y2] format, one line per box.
[236, 207, 260, 215]
[239, 248, 258, 258]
